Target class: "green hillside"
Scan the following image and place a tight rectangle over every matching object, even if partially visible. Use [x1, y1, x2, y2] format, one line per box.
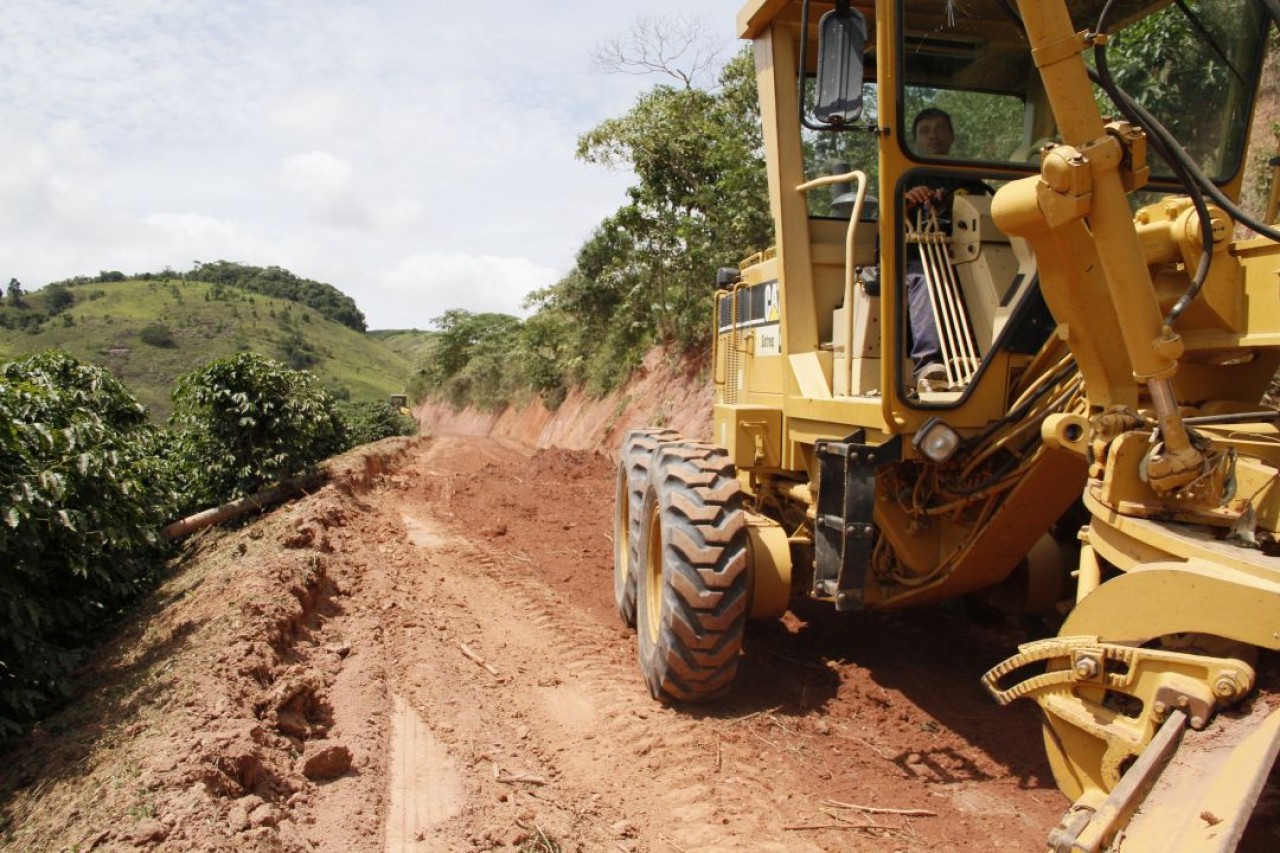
[369, 328, 437, 362]
[0, 277, 414, 420]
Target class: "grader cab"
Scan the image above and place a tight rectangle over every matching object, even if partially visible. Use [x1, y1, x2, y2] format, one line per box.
[614, 0, 1280, 848]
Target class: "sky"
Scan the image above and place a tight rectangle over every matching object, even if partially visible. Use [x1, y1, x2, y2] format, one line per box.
[0, 0, 747, 330]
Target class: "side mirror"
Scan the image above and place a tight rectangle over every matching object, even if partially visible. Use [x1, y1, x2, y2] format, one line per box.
[814, 0, 867, 126]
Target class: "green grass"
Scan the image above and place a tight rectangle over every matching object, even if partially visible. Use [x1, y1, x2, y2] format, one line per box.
[369, 328, 436, 362]
[0, 279, 416, 420]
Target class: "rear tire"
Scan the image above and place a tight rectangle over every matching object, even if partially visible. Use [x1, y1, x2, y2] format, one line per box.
[635, 441, 748, 703]
[613, 429, 680, 627]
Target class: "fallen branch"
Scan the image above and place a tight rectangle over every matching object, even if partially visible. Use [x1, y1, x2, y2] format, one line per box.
[497, 773, 547, 786]
[460, 643, 500, 677]
[822, 799, 937, 817]
[720, 705, 782, 725]
[162, 471, 328, 539]
[783, 822, 894, 832]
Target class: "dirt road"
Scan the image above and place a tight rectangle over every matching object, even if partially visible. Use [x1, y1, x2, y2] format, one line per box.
[368, 435, 1068, 852]
[1, 434, 1069, 852]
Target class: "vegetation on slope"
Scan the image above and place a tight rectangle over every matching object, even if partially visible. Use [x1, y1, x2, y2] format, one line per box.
[0, 274, 411, 420]
[0, 350, 414, 739]
[368, 328, 436, 365]
[43, 261, 366, 331]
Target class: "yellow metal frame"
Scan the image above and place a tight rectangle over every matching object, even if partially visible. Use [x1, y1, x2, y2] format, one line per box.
[727, 0, 1280, 839]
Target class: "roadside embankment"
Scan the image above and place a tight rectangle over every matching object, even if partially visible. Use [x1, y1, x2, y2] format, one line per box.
[414, 346, 714, 456]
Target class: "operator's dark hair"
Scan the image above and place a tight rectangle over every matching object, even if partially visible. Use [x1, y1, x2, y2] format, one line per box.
[912, 107, 954, 138]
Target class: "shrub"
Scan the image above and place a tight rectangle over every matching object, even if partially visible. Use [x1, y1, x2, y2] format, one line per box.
[0, 352, 177, 738]
[139, 322, 176, 348]
[280, 331, 318, 370]
[168, 353, 343, 512]
[335, 400, 417, 448]
[42, 284, 74, 315]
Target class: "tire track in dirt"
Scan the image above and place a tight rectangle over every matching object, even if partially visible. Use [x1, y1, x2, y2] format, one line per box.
[369, 435, 1067, 851]
[384, 695, 463, 852]
[0, 435, 1066, 852]
[377, 437, 826, 852]
[455, 540, 813, 853]
[386, 512, 798, 851]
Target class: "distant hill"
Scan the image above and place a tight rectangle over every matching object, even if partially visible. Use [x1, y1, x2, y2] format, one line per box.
[368, 328, 436, 362]
[48, 262, 367, 331]
[0, 276, 413, 420]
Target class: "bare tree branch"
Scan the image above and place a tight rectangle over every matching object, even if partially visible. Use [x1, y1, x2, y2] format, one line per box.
[591, 14, 722, 90]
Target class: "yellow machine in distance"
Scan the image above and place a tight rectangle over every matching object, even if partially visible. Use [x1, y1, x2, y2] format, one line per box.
[613, 0, 1280, 849]
[388, 393, 411, 416]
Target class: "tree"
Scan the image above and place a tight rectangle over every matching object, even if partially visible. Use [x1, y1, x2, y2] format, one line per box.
[569, 46, 771, 361]
[6, 278, 24, 308]
[418, 310, 525, 410]
[42, 283, 74, 315]
[591, 14, 722, 90]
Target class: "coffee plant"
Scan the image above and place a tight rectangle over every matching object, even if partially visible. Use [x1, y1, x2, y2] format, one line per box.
[0, 352, 178, 737]
[168, 353, 344, 512]
[334, 400, 417, 448]
[1, 350, 411, 739]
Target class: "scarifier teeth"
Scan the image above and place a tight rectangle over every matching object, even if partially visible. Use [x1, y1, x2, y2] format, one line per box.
[981, 635, 1106, 705]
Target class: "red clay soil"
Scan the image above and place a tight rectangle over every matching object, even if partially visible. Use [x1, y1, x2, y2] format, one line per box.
[415, 347, 715, 454]
[3, 431, 1279, 851]
[0, 433, 1070, 853]
[2, 345, 1276, 851]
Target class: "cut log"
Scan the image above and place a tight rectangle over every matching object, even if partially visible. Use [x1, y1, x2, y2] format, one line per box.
[162, 472, 328, 540]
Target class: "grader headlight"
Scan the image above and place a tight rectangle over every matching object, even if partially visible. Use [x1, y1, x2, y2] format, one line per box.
[912, 417, 960, 463]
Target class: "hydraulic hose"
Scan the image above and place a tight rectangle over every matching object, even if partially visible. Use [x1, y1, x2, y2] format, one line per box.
[1000, 0, 1280, 325]
[1093, 0, 1214, 327]
[1090, 0, 1280, 248]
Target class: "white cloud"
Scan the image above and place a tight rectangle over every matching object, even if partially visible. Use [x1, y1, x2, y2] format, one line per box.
[279, 151, 353, 196]
[276, 151, 370, 226]
[144, 212, 241, 241]
[0, 0, 746, 326]
[373, 253, 559, 327]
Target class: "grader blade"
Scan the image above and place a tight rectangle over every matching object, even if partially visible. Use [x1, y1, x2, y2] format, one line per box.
[1115, 701, 1280, 853]
[1040, 700, 1280, 852]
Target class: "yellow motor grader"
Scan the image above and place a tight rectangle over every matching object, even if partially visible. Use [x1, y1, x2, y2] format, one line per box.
[613, 0, 1280, 847]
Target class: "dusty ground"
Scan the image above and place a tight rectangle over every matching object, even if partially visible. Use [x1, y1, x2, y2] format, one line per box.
[0, 433, 1081, 852]
[4, 428, 1277, 851]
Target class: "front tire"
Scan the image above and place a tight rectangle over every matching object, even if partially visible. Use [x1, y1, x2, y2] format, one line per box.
[635, 442, 748, 703]
[613, 429, 679, 627]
